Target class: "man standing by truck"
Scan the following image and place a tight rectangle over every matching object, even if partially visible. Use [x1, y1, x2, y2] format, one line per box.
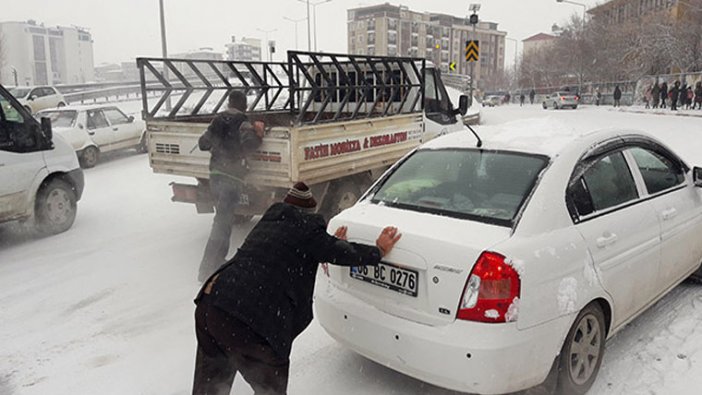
[192, 182, 402, 395]
[198, 90, 264, 282]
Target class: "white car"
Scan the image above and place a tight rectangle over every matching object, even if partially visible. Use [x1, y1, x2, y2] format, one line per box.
[543, 91, 579, 110]
[37, 105, 147, 168]
[1, 84, 84, 235]
[8, 86, 67, 114]
[317, 121, 702, 395]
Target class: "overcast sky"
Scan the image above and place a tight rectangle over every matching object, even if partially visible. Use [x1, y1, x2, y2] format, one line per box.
[4, 0, 603, 66]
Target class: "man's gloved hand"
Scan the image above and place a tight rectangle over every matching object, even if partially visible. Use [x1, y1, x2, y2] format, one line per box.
[376, 226, 401, 257]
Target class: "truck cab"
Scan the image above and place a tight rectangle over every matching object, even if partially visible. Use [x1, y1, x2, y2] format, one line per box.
[0, 84, 84, 235]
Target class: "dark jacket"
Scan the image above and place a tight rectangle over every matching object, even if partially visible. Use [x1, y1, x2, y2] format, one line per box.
[613, 87, 622, 100]
[198, 108, 262, 180]
[661, 83, 669, 99]
[695, 84, 702, 102]
[651, 84, 660, 98]
[198, 203, 382, 357]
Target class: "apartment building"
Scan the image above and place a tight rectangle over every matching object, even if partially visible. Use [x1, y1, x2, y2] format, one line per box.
[347, 3, 506, 89]
[588, 0, 695, 25]
[0, 20, 94, 86]
[225, 36, 262, 62]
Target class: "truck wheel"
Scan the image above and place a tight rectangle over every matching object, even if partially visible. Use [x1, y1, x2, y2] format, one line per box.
[322, 181, 363, 220]
[35, 178, 77, 235]
[80, 146, 100, 168]
[689, 263, 702, 284]
[556, 303, 606, 395]
[136, 134, 148, 154]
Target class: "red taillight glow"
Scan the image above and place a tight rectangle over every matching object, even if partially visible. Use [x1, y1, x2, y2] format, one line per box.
[560, 96, 566, 101]
[457, 251, 521, 323]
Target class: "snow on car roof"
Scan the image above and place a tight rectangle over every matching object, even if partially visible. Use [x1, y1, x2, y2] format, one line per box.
[421, 117, 624, 157]
[37, 104, 123, 112]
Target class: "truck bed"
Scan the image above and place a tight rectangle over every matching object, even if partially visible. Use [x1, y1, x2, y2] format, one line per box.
[147, 112, 424, 188]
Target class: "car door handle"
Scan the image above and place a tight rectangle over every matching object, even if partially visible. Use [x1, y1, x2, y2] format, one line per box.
[662, 208, 678, 221]
[596, 233, 618, 248]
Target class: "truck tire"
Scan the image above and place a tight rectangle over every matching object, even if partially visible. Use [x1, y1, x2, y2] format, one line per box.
[321, 180, 363, 220]
[80, 146, 100, 168]
[556, 303, 606, 395]
[136, 134, 148, 154]
[35, 178, 77, 236]
[689, 264, 702, 284]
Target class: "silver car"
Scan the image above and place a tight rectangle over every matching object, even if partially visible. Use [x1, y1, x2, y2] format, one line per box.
[542, 91, 579, 110]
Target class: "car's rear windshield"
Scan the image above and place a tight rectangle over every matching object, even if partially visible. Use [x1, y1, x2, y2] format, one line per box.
[369, 149, 549, 227]
[39, 110, 77, 128]
[8, 88, 30, 99]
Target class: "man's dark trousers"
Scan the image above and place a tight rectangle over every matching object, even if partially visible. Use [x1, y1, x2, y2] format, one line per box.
[193, 294, 289, 395]
[199, 175, 241, 281]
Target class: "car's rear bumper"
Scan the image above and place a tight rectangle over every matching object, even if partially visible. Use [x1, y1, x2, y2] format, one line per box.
[316, 282, 571, 395]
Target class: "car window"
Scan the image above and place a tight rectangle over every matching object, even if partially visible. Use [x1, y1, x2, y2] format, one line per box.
[40, 110, 77, 128]
[581, 151, 639, 213]
[369, 149, 548, 226]
[629, 147, 685, 194]
[1, 96, 25, 124]
[86, 110, 109, 130]
[42, 87, 56, 96]
[8, 88, 31, 99]
[103, 108, 130, 125]
[30, 88, 43, 98]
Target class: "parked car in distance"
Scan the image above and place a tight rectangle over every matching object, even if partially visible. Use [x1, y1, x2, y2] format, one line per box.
[8, 86, 67, 114]
[1, 84, 84, 235]
[37, 105, 147, 168]
[543, 91, 579, 109]
[317, 120, 702, 395]
[482, 95, 502, 107]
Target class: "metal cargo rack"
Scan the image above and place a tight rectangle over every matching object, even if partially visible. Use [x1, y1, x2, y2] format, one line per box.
[137, 51, 426, 125]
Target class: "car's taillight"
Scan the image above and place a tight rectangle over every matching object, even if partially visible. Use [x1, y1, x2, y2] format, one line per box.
[457, 251, 521, 323]
[560, 96, 566, 101]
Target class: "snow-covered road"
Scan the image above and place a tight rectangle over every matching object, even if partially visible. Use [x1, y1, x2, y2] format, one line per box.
[1, 104, 701, 395]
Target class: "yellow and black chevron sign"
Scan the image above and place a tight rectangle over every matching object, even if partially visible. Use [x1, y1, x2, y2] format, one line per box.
[465, 40, 479, 62]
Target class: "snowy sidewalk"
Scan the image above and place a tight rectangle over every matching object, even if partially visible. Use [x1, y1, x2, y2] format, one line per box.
[609, 106, 702, 118]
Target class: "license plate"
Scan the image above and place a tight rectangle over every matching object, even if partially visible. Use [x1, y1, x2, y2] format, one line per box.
[349, 262, 418, 297]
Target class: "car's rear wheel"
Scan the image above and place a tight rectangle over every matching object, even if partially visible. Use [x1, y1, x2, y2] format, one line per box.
[80, 146, 100, 168]
[556, 303, 606, 395]
[57, 102, 66, 108]
[34, 178, 77, 236]
[553, 101, 559, 110]
[542, 102, 548, 109]
[573, 105, 579, 109]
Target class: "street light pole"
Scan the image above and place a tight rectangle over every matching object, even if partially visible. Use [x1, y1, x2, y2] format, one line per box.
[311, 0, 333, 52]
[159, 0, 171, 110]
[468, 4, 481, 105]
[284, 17, 307, 50]
[556, 0, 587, 95]
[505, 37, 518, 89]
[257, 28, 277, 61]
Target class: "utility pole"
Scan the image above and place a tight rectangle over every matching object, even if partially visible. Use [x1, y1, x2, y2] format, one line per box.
[257, 28, 277, 61]
[159, 0, 171, 110]
[306, 0, 312, 51]
[468, 4, 480, 106]
[284, 17, 307, 50]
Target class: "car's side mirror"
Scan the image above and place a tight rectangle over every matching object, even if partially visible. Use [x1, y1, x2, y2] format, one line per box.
[458, 95, 469, 115]
[128, 115, 135, 123]
[694, 167, 702, 187]
[40, 116, 53, 142]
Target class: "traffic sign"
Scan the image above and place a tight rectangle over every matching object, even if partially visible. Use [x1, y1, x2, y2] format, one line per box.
[449, 62, 456, 71]
[465, 40, 479, 62]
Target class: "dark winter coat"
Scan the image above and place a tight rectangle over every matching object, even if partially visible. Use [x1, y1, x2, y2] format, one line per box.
[661, 83, 669, 99]
[651, 84, 660, 99]
[671, 84, 680, 101]
[695, 85, 702, 103]
[196, 202, 382, 358]
[613, 87, 622, 100]
[198, 108, 261, 181]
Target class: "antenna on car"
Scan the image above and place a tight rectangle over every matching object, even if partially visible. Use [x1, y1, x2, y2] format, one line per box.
[466, 124, 483, 148]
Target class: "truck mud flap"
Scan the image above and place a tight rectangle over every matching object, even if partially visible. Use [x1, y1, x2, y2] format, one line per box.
[170, 182, 214, 214]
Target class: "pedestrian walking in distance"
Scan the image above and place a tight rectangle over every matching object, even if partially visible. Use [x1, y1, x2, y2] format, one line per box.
[694, 82, 702, 110]
[519, 93, 525, 107]
[670, 81, 680, 111]
[651, 82, 660, 109]
[198, 90, 265, 282]
[660, 81, 668, 108]
[613, 85, 622, 108]
[192, 182, 402, 395]
[529, 89, 536, 105]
